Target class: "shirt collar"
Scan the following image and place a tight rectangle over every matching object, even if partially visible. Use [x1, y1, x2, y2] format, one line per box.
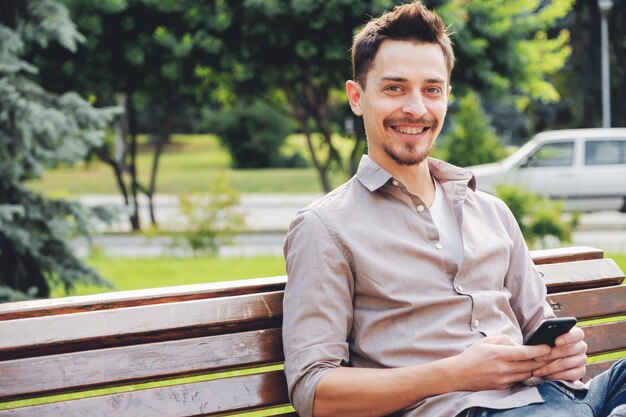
[356, 155, 476, 192]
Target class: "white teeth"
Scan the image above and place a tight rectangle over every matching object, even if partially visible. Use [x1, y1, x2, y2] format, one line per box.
[396, 127, 425, 134]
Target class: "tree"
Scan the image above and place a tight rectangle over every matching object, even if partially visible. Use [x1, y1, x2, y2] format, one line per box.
[529, 0, 626, 131]
[0, 0, 116, 301]
[32, 0, 221, 230]
[206, 0, 574, 190]
[33, 0, 578, 197]
[437, 0, 573, 157]
[195, 0, 395, 192]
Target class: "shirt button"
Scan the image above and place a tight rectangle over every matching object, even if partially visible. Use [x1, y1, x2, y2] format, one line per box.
[456, 284, 463, 292]
[416, 205, 425, 213]
[392, 180, 399, 186]
[435, 242, 444, 250]
[474, 319, 480, 328]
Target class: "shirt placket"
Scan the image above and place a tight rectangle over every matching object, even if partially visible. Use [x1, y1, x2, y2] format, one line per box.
[389, 178, 457, 277]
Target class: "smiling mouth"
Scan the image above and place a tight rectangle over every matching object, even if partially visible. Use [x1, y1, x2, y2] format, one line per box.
[394, 126, 429, 135]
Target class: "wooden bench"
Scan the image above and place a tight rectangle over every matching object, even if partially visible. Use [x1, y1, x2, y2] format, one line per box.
[0, 246, 624, 416]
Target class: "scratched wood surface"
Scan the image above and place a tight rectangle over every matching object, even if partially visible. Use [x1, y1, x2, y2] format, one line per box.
[539, 258, 625, 293]
[0, 291, 283, 357]
[0, 328, 283, 400]
[549, 285, 626, 320]
[0, 276, 288, 320]
[0, 371, 291, 417]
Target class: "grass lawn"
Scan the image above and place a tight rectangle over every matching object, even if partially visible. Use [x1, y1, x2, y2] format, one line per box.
[26, 133, 351, 195]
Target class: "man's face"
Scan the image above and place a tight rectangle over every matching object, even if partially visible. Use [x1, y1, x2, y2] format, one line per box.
[346, 40, 450, 169]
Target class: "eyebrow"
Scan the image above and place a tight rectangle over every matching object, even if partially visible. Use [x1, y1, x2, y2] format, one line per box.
[379, 76, 446, 85]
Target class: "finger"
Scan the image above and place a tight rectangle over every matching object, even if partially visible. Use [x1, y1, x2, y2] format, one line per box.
[541, 364, 587, 382]
[535, 340, 587, 362]
[555, 326, 585, 347]
[533, 353, 588, 378]
[509, 359, 548, 374]
[505, 344, 551, 361]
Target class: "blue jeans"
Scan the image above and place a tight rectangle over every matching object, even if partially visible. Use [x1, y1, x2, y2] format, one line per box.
[465, 359, 626, 417]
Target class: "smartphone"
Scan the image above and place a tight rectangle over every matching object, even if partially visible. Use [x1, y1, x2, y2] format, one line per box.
[524, 317, 577, 347]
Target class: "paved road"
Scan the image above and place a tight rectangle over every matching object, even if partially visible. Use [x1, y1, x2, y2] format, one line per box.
[73, 194, 626, 257]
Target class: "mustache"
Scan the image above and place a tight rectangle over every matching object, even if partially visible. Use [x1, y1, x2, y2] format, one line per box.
[383, 116, 436, 127]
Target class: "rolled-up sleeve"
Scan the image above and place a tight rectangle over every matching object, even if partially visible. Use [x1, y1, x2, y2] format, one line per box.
[282, 209, 354, 417]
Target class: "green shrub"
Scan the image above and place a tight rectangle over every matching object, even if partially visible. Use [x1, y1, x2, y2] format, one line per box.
[173, 175, 245, 256]
[440, 91, 505, 167]
[208, 100, 296, 168]
[496, 185, 579, 249]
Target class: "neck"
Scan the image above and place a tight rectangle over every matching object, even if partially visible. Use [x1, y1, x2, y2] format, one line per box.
[372, 155, 436, 205]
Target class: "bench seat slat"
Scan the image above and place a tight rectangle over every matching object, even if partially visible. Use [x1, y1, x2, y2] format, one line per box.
[549, 285, 626, 320]
[0, 292, 284, 356]
[0, 371, 290, 417]
[0, 328, 283, 401]
[582, 321, 626, 356]
[538, 258, 625, 293]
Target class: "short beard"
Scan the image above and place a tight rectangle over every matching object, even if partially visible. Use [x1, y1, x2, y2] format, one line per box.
[382, 116, 437, 166]
[383, 141, 432, 166]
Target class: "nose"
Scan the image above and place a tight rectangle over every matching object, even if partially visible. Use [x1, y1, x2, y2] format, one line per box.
[401, 92, 427, 118]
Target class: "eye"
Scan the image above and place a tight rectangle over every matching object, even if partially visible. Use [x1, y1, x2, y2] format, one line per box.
[425, 86, 442, 95]
[385, 85, 402, 93]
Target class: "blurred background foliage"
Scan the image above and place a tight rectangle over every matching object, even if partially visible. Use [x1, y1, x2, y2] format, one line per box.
[2, 0, 625, 300]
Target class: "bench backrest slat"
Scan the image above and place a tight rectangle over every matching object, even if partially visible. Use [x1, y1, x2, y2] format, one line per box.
[0, 276, 288, 320]
[583, 321, 626, 356]
[549, 285, 626, 320]
[1, 328, 283, 401]
[538, 258, 625, 293]
[0, 291, 283, 357]
[0, 371, 290, 417]
[530, 246, 604, 265]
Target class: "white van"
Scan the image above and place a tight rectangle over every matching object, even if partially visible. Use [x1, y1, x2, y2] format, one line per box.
[468, 128, 626, 212]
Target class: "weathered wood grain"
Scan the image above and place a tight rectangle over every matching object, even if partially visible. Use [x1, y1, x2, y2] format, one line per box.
[0, 291, 283, 356]
[0, 276, 288, 320]
[539, 258, 625, 293]
[583, 321, 626, 355]
[0, 328, 283, 400]
[549, 285, 626, 320]
[531, 246, 603, 265]
[0, 371, 290, 417]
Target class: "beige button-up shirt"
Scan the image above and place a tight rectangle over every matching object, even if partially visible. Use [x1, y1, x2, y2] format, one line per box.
[283, 156, 555, 417]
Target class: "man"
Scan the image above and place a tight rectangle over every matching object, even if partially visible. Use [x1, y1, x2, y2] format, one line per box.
[282, 2, 626, 417]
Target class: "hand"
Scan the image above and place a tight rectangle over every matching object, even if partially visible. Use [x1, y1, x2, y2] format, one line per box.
[451, 336, 551, 392]
[532, 326, 587, 382]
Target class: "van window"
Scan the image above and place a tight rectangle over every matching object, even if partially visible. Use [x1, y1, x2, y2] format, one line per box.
[585, 140, 626, 165]
[525, 142, 574, 167]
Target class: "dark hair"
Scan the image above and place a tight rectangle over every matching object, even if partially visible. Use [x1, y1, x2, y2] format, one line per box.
[351, 1, 454, 88]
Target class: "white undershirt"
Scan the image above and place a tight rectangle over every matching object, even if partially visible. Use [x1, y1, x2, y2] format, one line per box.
[429, 179, 464, 268]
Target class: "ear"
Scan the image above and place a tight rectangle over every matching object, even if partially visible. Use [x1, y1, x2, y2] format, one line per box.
[447, 84, 452, 98]
[346, 80, 363, 116]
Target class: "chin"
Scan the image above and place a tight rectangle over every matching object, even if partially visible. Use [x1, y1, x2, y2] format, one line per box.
[385, 145, 431, 166]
